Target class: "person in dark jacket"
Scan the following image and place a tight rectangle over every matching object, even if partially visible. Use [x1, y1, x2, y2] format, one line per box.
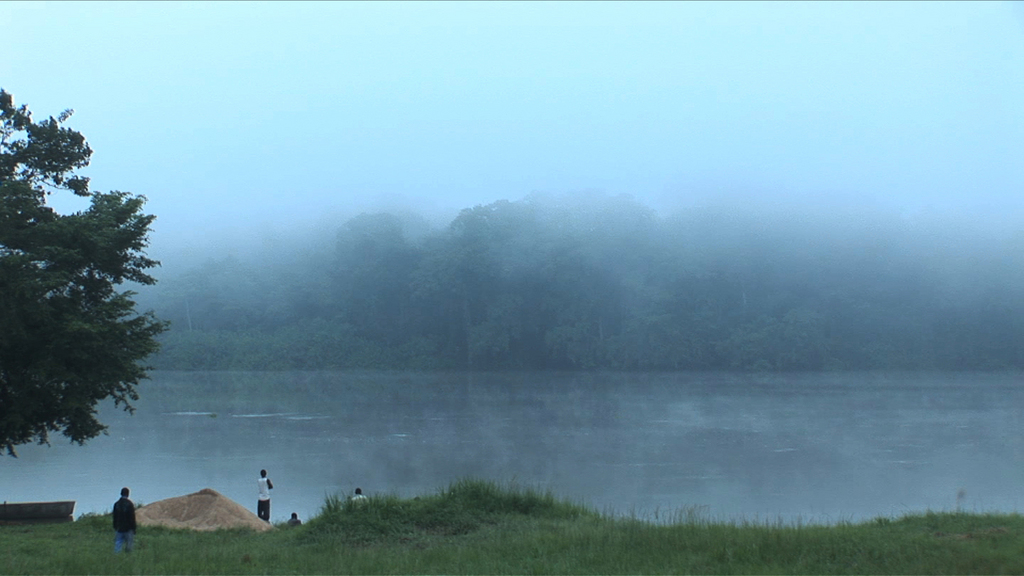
[112, 487, 136, 553]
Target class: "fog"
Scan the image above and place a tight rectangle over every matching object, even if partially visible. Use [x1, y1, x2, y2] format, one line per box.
[4, 1, 1022, 372]
[10, 372, 1024, 524]
[2, 1, 1023, 269]
[129, 190, 1022, 373]
[6, 2, 1024, 525]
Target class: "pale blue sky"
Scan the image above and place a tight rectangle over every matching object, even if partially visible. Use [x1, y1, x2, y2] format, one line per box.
[2, 1, 1023, 256]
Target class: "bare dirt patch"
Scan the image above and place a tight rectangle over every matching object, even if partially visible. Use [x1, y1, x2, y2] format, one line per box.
[136, 488, 273, 532]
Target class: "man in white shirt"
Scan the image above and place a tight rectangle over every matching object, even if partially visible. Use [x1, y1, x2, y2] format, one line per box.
[257, 469, 273, 522]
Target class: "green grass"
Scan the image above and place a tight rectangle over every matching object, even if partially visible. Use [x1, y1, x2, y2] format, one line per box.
[4, 479, 1024, 575]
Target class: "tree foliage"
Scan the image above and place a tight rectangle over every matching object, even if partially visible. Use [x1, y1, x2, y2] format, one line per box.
[0, 89, 166, 456]
[149, 192, 1024, 373]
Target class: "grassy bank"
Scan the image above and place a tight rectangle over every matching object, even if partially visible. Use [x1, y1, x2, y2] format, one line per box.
[4, 479, 1024, 575]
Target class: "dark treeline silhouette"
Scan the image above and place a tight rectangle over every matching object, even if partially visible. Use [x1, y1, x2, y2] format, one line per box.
[148, 193, 1024, 371]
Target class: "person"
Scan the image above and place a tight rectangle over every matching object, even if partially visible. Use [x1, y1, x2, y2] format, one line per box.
[257, 469, 273, 522]
[112, 487, 136, 553]
[287, 512, 302, 526]
[350, 487, 367, 503]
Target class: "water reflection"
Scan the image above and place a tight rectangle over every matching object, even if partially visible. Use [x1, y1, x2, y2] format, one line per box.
[4, 371, 1023, 525]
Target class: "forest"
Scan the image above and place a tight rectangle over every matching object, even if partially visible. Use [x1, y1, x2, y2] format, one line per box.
[142, 193, 1024, 371]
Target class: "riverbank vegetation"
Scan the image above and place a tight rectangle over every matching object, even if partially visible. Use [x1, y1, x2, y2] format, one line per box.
[4, 479, 1024, 575]
[0, 89, 167, 456]
[145, 193, 1024, 372]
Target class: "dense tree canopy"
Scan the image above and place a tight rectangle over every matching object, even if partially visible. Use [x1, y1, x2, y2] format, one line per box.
[0, 89, 166, 456]
[149, 192, 1024, 372]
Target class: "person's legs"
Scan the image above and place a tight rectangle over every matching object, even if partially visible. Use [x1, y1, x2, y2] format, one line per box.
[115, 530, 135, 553]
[257, 499, 269, 521]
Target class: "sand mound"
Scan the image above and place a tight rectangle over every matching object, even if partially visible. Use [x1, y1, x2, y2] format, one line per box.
[136, 488, 273, 532]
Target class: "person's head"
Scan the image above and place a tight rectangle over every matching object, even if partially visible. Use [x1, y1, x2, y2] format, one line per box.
[354, 487, 362, 495]
[291, 512, 298, 519]
[260, 469, 267, 478]
[121, 487, 130, 497]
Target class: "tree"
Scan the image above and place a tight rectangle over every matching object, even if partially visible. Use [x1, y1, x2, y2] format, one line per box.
[0, 89, 167, 456]
[334, 212, 422, 344]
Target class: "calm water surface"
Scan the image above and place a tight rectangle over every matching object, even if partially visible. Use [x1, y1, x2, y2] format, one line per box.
[5, 371, 1023, 524]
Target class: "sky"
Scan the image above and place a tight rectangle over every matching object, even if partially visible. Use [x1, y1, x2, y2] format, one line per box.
[2, 1, 1023, 261]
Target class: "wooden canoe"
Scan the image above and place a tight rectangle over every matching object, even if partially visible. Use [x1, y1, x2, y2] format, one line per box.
[0, 501, 75, 524]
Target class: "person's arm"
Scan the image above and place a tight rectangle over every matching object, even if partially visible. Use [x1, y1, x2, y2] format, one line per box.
[267, 479, 273, 490]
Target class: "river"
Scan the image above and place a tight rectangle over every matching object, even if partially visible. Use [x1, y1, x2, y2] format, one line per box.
[5, 371, 1023, 525]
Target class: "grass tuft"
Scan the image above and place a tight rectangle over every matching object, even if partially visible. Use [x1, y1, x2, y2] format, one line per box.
[305, 478, 596, 546]
[5, 479, 1024, 574]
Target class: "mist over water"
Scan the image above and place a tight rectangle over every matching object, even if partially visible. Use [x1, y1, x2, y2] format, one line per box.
[4, 4, 1024, 542]
[6, 371, 1023, 525]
